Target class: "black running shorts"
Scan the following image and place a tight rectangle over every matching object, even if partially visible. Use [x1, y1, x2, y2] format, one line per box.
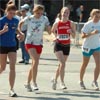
[0, 46, 17, 54]
[54, 42, 70, 55]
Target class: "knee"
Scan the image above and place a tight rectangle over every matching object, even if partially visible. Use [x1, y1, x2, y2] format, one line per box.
[32, 59, 39, 65]
[0, 66, 6, 73]
[60, 61, 66, 68]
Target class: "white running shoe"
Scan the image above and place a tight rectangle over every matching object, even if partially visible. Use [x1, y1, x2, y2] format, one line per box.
[9, 89, 17, 97]
[60, 83, 67, 90]
[24, 84, 32, 92]
[92, 81, 99, 91]
[31, 83, 39, 91]
[51, 79, 57, 90]
[79, 81, 86, 89]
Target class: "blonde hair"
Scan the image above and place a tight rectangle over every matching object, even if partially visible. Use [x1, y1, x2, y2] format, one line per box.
[33, 4, 44, 13]
[90, 9, 100, 18]
[57, 7, 70, 20]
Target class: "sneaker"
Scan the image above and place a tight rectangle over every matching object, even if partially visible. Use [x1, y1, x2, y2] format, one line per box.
[31, 83, 39, 91]
[25, 61, 29, 65]
[19, 60, 25, 63]
[9, 89, 17, 97]
[51, 79, 57, 90]
[60, 83, 67, 90]
[79, 81, 86, 89]
[92, 81, 99, 91]
[24, 84, 32, 92]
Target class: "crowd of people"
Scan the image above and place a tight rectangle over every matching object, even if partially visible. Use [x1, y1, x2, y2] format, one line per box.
[0, 0, 100, 98]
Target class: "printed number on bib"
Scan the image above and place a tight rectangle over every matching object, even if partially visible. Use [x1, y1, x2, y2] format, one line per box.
[82, 47, 90, 53]
[57, 34, 69, 40]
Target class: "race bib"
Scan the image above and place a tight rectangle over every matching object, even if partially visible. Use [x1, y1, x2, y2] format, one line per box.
[82, 47, 90, 53]
[57, 34, 69, 40]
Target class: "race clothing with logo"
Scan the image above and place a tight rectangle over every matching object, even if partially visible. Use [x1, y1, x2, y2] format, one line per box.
[22, 15, 50, 45]
[56, 20, 71, 44]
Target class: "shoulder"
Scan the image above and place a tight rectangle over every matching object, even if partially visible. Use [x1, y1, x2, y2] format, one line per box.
[85, 20, 92, 25]
[13, 17, 19, 23]
[0, 16, 6, 21]
[41, 15, 49, 21]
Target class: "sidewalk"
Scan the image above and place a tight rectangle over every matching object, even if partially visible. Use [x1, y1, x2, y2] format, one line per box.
[0, 40, 100, 100]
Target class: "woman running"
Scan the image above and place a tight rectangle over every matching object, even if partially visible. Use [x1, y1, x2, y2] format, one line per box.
[51, 7, 76, 90]
[18, 4, 51, 91]
[79, 9, 100, 91]
[0, 4, 24, 97]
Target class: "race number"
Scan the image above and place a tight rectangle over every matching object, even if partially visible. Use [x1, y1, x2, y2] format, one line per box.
[57, 34, 69, 40]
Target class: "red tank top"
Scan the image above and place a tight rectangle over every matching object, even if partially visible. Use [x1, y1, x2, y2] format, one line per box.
[57, 20, 71, 44]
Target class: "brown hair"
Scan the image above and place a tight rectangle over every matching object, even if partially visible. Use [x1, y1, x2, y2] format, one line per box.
[33, 4, 44, 13]
[90, 9, 100, 18]
[5, 4, 17, 13]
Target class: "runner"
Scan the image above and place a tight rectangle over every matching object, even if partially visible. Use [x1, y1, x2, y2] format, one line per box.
[18, 4, 51, 92]
[79, 9, 100, 91]
[51, 7, 76, 90]
[0, 4, 24, 97]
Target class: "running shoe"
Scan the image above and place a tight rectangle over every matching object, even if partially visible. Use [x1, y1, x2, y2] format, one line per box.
[24, 61, 29, 65]
[9, 89, 17, 97]
[19, 60, 25, 63]
[60, 83, 67, 90]
[51, 78, 57, 90]
[79, 81, 86, 89]
[24, 84, 32, 92]
[31, 83, 39, 91]
[92, 81, 99, 91]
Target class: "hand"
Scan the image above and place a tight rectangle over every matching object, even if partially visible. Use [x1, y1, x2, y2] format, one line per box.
[91, 30, 98, 35]
[17, 33, 25, 42]
[67, 29, 73, 34]
[3, 24, 8, 32]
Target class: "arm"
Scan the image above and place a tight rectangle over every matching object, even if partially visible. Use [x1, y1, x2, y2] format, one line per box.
[82, 30, 99, 39]
[51, 22, 58, 38]
[46, 25, 51, 35]
[17, 20, 25, 41]
[68, 21, 76, 38]
[0, 24, 8, 35]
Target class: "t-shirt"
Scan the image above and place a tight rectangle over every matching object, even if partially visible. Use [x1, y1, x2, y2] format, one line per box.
[0, 16, 19, 47]
[23, 15, 50, 45]
[81, 20, 100, 49]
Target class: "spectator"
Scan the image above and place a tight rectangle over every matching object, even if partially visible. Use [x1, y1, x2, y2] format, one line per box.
[19, 8, 30, 64]
[76, 5, 86, 22]
[21, 4, 31, 16]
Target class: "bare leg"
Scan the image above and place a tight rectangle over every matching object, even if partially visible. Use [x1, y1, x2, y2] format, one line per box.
[8, 52, 16, 90]
[0, 54, 7, 74]
[27, 48, 40, 84]
[55, 51, 68, 83]
[80, 56, 90, 81]
[55, 55, 68, 82]
[93, 52, 100, 81]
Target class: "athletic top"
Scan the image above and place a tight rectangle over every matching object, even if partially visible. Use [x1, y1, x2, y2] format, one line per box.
[57, 20, 71, 44]
[0, 16, 19, 47]
[82, 20, 100, 50]
[23, 15, 50, 45]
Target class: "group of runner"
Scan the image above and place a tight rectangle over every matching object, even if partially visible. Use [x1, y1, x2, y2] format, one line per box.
[0, 2, 100, 97]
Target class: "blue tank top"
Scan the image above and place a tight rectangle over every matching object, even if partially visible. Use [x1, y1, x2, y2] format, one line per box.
[0, 16, 19, 47]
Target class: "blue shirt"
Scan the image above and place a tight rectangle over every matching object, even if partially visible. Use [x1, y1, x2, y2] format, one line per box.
[0, 16, 19, 47]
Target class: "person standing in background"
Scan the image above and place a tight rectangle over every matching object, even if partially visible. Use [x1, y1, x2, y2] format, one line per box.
[21, 4, 31, 17]
[76, 5, 86, 22]
[19, 8, 30, 64]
